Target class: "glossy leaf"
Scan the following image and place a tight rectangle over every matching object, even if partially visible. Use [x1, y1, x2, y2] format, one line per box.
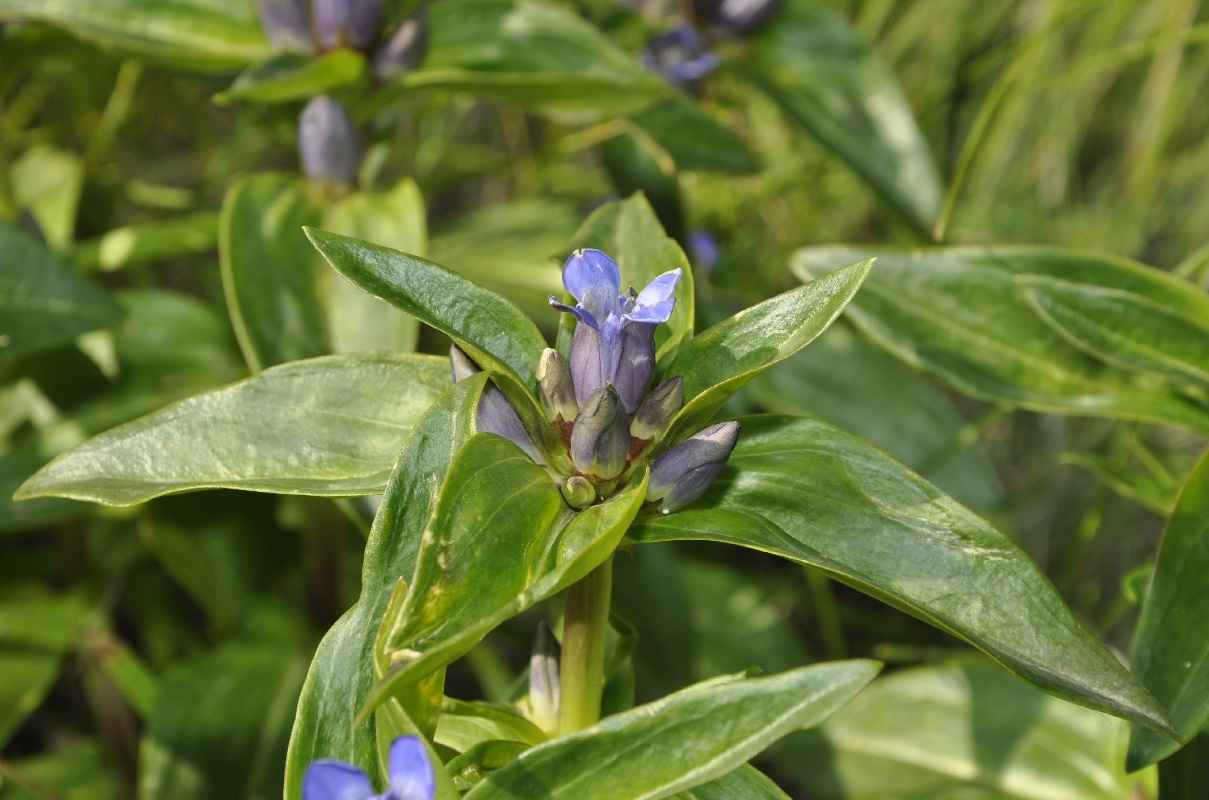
[570, 194, 696, 369]
[325, 178, 427, 355]
[369, 434, 648, 713]
[16, 353, 450, 506]
[0, 218, 124, 365]
[464, 660, 881, 800]
[306, 227, 547, 391]
[283, 377, 484, 800]
[1021, 274, 1209, 391]
[627, 94, 757, 175]
[667, 766, 791, 800]
[1128, 447, 1209, 769]
[0, 0, 269, 72]
[435, 699, 547, 753]
[1157, 730, 1209, 799]
[399, 0, 666, 116]
[792, 246, 1209, 436]
[140, 642, 306, 800]
[658, 259, 872, 447]
[630, 416, 1176, 735]
[785, 663, 1144, 799]
[739, 4, 943, 234]
[219, 173, 327, 371]
[217, 50, 367, 104]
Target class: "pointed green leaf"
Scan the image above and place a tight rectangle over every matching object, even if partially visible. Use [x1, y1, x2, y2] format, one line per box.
[626, 94, 757, 175]
[1128, 447, 1209, 769]
[1021, 274, 1209, 392]
[1157, 730, 1209, 800]
[570, 194, 696, 369]
[368, 435, 648, 715]
[630, 416, 1177, 736]
[217, 50, 366, 105]
[0, 651, 62, 750]
[398, 0, 666, 116]
[283, 376, 485, 800]
[657, 259, 872, 447]
[739, 4, 943, 234]
[16, 353, 450, 506]
[464, 660, 881, 800]
[0, 0, 268, 72]
[219, 173, 328, 372]
[793, 246, 1209, 436]
[0, 218, 124, 365]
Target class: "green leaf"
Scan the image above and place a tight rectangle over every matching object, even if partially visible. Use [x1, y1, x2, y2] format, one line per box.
[283, 376, 484, 800]
[783, 663, 1145, 800]
[325, 178, 427, 355]
[570, 194, 696, 370]
[739, 4, 943, 235]
[368, 434, 648, 714]
[1128, 447, 1209, 769]
[1021, 274, 1209, 392]
[10, 144, 84, 250]
[399, 0, 666, 116]
[0, 741, 120, 800]
[667, 766, 791, 800]
[464, 660, 881, 800]
[792, 246, 1209, 436]
[16, 353, 450, 506]
[630, 416, 1177, 736]
[659, 259, 872, 446]
[626, 94, 757, 175]
[217, 50, 367, 105]
[1063, 452, 1178, 516]
[435, 699, 548, 753]
[140, 642, 306, 800]
[71, 211, 220, 273]
[1157, 730, 1209, 800]
[0, 218, 124, 365]
[0, 0, 269, 72]
[219, 173, 328, 372]
[306, 227, 547, 391]
[0, 650, 62, 749]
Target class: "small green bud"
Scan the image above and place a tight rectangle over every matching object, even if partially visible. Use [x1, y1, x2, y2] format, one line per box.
[630, 376, 684, 441]
[560, 476, 596, 509]
[537, 348, 578, 423]
[570, 387, 630, 480]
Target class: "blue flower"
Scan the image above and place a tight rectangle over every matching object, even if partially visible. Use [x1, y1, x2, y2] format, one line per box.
[640, 25, 720, 91]
[302, 736, 434, 800]
[549, 249, 681, 414]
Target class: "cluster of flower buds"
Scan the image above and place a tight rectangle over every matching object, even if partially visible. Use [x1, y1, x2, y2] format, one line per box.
[450, 249, 739, 515]
[303, 734, 434, 800]
[256, 0, 427, 81]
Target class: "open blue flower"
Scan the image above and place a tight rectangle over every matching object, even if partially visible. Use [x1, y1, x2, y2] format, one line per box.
[303, 736, 434, 800]
[549, 249, 681, 414]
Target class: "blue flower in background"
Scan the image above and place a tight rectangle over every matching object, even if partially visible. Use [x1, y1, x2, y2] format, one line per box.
[640, 24, 719, 90]
[303, 736, 434, 800]
[549, 249, 681, 413]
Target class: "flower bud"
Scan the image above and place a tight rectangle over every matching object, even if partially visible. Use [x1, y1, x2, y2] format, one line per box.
[713, 0, 782, 36]
[630, 376, 684, 441]
[312, 0, 382, 52]
[570, 387, 630, 480]
[537, 348, 578, 423]
[529, 623, 560, 734]
[373, 12, 427, 82]
[448, 346, 544, 465]
[560, 476, 596, 509]
[255, 0, 313, 53]
[647, 421, 740, 513]
[612, 321, 658, 414]
[298, 96, 363, 186]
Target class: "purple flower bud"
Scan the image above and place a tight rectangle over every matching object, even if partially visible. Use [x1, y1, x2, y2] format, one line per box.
[312, 0, 382, 52]
[298, 96, 363, 186]
[630, 376, 684, 441]
[549, 249, 681, 414]
[687, 229, 720, 275]
[647, 421, 740, 513]
[303, 735, 434, 800]
[560, 475, 596, 509]
[256, 0, 313, 53]
[713, 0, 782, 36]
[640, 24, 719, 91]
[537, 348, 578, 423]
[449, 346, 544, 465]
[373, 12, 428, 81]
[529, 623, 560, 732]
[570, 387, 630, 481]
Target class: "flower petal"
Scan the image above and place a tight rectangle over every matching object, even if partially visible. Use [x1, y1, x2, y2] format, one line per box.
[562, 249, 621, 319]
[549, 297, 599, 330]
[625, 298, 676, 324]
[612, 321, 657, 413]
[302, 760, 376, 800]
[634, 269, 682, 308]
[569, 322, 607, 405]
[387, 736, 436, 800]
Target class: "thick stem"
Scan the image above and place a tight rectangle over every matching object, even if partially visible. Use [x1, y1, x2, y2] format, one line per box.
[558, 556, 613, 734]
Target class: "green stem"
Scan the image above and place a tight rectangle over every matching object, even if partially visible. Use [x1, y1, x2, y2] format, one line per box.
[559, 557, 613, 734]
